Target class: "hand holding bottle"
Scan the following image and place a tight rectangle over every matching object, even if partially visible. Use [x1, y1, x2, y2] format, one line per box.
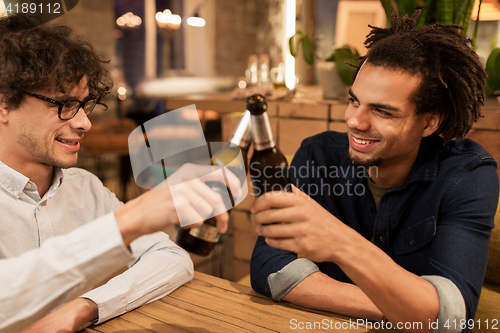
[115, 163, 242, 246]
[176, 112, 252, 256]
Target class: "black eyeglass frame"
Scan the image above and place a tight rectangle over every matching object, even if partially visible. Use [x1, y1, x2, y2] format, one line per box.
[23, 91, 100, 120]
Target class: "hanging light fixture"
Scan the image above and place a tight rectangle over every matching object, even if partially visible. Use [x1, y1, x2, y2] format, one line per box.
[187, 5, 206, 27]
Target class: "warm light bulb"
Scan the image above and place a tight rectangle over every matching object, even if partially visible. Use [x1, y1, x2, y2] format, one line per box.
[118, 87, 127, 95]
[187, 16, 206, 27]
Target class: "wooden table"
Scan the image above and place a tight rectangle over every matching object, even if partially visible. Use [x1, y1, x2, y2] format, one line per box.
[82, 272, 395, 333]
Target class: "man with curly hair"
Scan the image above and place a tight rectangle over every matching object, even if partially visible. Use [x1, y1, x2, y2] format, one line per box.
[251, 11, 499, 333]
[0, 14, 240, 333]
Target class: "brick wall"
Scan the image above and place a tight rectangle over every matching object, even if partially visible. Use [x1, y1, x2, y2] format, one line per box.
[215, 0, 286, 77]
[52, 0, 115, 65]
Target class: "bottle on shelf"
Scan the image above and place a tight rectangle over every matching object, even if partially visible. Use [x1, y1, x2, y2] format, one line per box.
[247, 94, 290, 197]
[245, 54, 259, 87]
[176, 111, 252, 256]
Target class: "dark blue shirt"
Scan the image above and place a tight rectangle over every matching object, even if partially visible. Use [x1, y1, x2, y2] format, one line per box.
[251, 131, 498, 322]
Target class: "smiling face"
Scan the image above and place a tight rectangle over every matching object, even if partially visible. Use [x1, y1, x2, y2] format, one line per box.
[0, 77, 92, 175]
[345, 62, 440, 183]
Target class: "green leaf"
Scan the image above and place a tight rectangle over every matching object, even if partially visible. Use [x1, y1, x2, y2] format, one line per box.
[485, 48, 500, 94]
[437, 0, 453, 24]
[301, 34, 315, 65]
[485, 81, 496, 97]
[289, 35, 297, 57]
[461, 0, 475, 31]
[288, 30, 314, 65]
[379, 0, 393, 25]
[334, 46, 360, 86]
[396, 0, 417, 17]
[453, 0, 468, 24]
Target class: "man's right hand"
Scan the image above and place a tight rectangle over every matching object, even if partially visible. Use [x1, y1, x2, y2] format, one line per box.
[115, 163, 242, 246]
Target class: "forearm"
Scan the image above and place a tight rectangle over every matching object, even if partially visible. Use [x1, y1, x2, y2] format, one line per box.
[20, 298, 98, 333]
[282, 271, 383, 321]
[336, 237, 439, 333]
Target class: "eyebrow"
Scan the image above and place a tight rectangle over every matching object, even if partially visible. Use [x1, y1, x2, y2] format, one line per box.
[348, 89, 402, 112]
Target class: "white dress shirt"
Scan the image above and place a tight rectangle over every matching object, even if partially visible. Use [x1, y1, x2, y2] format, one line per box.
[0, 162, 194, 332]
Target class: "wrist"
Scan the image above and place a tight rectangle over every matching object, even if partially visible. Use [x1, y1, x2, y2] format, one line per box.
[331, 225, 368, 264]
[115, 200, 143, 246]
[64, 298, 98, 331]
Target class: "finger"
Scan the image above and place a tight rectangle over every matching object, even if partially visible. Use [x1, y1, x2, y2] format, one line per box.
[222, 166, 242, 198]
[170, 180, 228, 226]
[183, 190, 215, 219]
[179, 221, 203, 229]
[169, 193, 207, 227]
[192, 180, 231, 216]
[213, 211, 229, 234]
[168, 163, 213, 185]
[290, 184, 305, 195]
[200, 166, 242, 198]
[252, 206, 301, 225]
[256, 220, 303, 239]
[252, 189, 300, 213]
[264, 236, 299, 254]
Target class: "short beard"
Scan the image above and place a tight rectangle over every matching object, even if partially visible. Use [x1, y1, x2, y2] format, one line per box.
[18, 132, 77, 169]
[346, 150, 382, 167]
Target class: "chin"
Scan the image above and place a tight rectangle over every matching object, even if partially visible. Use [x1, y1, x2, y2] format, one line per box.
[52, 157, 79, 169]
[346, 150, 382, 167]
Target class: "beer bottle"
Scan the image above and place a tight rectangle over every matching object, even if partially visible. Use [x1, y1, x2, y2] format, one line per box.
[247, 94, 290, 197]
[176, 111, 251, 256]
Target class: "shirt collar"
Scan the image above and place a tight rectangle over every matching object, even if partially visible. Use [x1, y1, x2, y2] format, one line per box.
[399, 134, 442, 186]
[0, 160, 64, 199]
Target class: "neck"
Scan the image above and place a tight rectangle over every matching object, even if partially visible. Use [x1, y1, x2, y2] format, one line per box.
[0, 147, 54, 198]
[367, 154, 418, 188]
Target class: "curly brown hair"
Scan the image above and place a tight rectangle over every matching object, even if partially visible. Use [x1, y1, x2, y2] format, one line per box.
[353, 10, 486, 143]
[0, 14, 112, 110]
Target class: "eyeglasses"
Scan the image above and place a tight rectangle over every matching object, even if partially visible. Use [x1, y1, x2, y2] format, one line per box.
[24, 91, 100, 120]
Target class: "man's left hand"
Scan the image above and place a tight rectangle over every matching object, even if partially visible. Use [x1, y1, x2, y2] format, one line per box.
[252, 184, 360, 263]
[19, 298, 98, 333]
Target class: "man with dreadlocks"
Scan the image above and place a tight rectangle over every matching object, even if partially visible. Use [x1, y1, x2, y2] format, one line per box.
[250, 11, 498, 332]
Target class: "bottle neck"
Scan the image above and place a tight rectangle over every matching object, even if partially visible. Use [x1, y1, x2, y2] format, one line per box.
[229, 110, 252, 150]
[251, 112, 275, 150]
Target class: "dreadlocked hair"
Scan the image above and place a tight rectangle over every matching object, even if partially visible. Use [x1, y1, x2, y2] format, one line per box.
[352, 10, 486, 143]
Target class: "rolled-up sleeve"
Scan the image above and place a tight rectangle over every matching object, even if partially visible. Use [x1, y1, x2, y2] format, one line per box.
[268, 258, 320, 301]
[81, 231, 194, 324]
[422, 275, 466, 333]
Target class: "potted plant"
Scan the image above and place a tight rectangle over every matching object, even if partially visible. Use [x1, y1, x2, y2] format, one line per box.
[289, 30, 359, 99]
[379, 0, 500, 97]
[379, 0, 476, 30]
[485, 48, 500, 96]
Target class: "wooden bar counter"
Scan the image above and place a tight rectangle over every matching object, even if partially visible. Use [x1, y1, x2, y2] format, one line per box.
[82, 271, 395, 333]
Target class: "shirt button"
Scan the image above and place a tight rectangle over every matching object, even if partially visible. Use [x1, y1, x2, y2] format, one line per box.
[13, 190, 20, 196]
[379, 235, 384, 242]
[25, 183, 32, 189]
[37, 204, 42, 211]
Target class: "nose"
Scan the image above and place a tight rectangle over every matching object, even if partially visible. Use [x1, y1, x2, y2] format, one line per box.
[345, 105, 370, 132]
[68, 107, 92, 132]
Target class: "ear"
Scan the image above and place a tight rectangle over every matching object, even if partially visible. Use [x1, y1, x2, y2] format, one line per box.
[0, 97, 9, 124]
[422, 111, 442, 138]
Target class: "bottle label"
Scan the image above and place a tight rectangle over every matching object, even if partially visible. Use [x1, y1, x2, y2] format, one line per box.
[189, 224, 220, 243]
